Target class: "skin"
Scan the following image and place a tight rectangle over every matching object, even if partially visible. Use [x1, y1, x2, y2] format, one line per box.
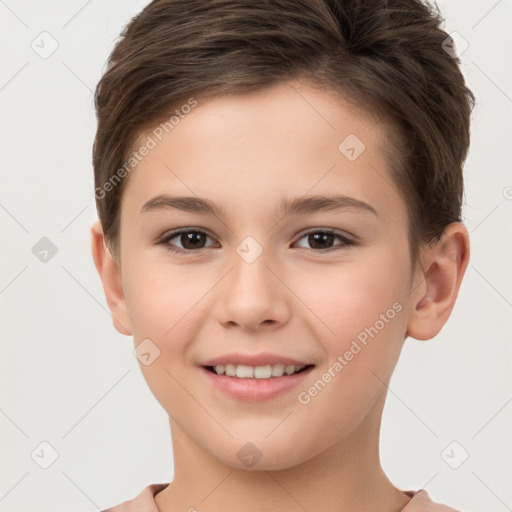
[91, 80, 470, 512]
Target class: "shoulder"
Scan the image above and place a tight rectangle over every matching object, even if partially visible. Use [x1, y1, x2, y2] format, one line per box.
[101, 483, 170, 512]
[401, 489, 462, 512]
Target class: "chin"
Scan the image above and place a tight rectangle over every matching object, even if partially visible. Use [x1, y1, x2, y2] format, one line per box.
[207, 432, 325, 472]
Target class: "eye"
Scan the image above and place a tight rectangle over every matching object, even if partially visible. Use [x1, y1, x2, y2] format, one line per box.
[159, 227, 356, 255]
[160, 228, 218, 254]
[293, 229, 355, 252]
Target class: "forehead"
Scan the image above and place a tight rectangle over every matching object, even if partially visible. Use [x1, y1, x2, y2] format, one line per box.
[121, 80, 404, 224]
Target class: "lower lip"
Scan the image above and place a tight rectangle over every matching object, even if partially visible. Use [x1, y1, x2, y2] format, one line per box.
[201, 366, 314, 401]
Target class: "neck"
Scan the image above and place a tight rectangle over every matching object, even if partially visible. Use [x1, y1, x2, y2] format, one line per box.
[155, 393, 411, 512]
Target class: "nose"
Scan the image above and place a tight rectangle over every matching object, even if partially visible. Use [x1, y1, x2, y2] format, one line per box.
[214, 241, 291, 331]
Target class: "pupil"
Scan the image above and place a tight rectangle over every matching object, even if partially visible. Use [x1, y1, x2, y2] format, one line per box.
[182, 232, 204, 249]
[309, 232, 334, 249]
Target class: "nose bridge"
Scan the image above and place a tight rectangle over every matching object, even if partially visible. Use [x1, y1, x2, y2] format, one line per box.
[230, 234, 277, 302]
[216, 233, 289, 329]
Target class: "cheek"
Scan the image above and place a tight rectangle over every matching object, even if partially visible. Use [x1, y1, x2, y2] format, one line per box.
[122, 257, 215, 401]
[291, 251, 409, 343]
[290, 249, 409, 404]
[122, 259, 206, 414]
[123, 254, 206, 341]
[292, 270, 407, 446]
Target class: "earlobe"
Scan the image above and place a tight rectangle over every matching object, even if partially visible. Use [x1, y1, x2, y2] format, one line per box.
[90, 219, 133, 336]
[406, 222, 470, 341]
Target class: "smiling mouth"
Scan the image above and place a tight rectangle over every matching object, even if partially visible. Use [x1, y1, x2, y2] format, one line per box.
[204, 363, 315, 379]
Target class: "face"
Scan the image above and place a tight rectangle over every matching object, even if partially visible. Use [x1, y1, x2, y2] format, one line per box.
[115, 80, 418, 470]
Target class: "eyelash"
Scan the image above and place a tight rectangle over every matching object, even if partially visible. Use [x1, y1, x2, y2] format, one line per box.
[159, 228, 356, 255]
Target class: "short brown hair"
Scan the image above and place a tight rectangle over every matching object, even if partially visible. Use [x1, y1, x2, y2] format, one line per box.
[93, 0, 475, 267]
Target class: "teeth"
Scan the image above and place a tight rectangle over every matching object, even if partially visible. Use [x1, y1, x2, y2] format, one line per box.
[254, 365, 272, 378]
[236, 365, 254, 378]
[213, 363, 307, 378]
[271, 363, 285, 376]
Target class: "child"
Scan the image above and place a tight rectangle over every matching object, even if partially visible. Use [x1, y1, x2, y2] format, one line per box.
[90, 0, 474, 510]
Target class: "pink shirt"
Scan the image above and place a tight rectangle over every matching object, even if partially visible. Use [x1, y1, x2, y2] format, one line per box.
[101, 483, 461, 511]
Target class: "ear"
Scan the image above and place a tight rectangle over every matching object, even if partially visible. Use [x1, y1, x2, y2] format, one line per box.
[406, 222, 470, 341]
[90, 219, 132, 336]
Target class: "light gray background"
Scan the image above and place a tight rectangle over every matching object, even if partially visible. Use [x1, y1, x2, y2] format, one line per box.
[1, 1, 511, 511]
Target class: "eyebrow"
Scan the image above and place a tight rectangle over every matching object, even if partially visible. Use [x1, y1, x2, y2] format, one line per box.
[140, 194, 378, 218]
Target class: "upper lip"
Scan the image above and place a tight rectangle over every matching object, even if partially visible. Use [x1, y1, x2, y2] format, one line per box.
[201, 352, 314, 367]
